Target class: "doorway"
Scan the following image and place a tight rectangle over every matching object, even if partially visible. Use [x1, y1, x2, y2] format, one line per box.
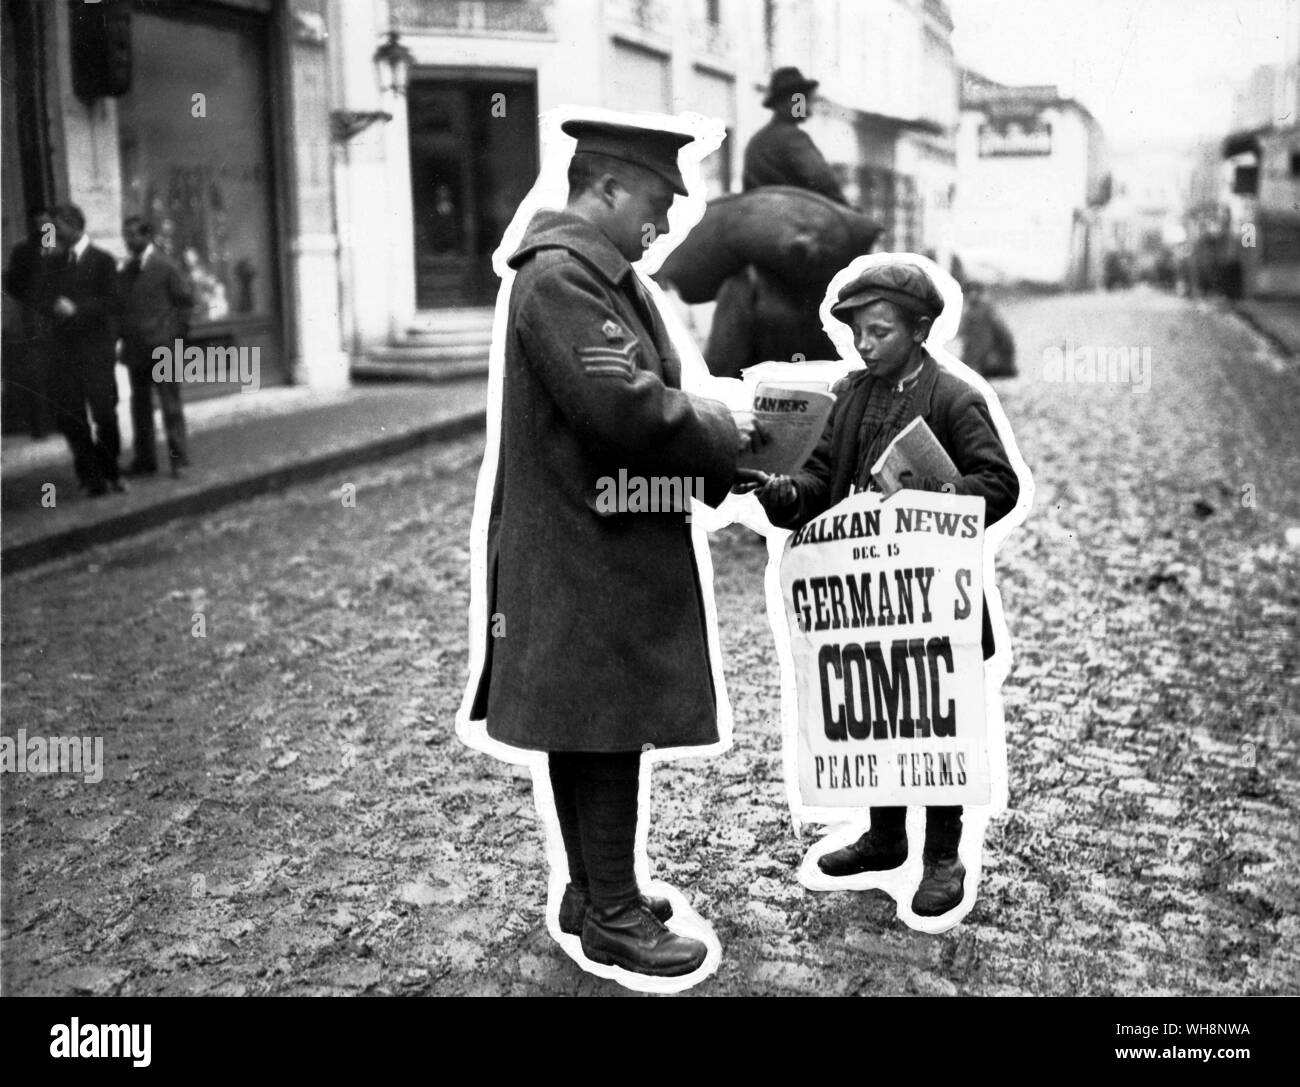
[408, 73, 539, 310]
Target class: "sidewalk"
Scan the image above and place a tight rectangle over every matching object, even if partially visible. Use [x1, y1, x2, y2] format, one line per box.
[1235, 298, 1300, 358]
[1, 378, 488, 574]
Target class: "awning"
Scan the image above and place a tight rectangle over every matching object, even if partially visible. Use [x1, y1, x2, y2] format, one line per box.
[1222, 127, 1267, 158]
[857, 109, 946, 137]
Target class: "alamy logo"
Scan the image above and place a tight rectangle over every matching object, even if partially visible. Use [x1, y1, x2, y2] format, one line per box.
[594, 469, 706, 521]
[50, 1019, 151, 1067]
[1040, 339, 1152, 392]
[152, 338, 261, 393]
[1, 729, 103, 784]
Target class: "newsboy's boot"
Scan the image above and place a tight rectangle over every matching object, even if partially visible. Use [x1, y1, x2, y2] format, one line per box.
[558, 882, 673, 936]
[817, 807, 908, 877]
[911, 856, 966, 916]
[911, 806, 965, 916]
[581, 900, 707, 977]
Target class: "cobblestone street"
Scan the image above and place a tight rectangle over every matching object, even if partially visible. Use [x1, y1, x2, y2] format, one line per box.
[2, 288, 1297, 996]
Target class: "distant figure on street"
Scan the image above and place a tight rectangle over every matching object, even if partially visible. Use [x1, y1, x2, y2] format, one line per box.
[742, 67, 848, 205]
[46, 204, 122, 496]
[957, 281, 1017, 378]
[3, 207, 58, 437]
[119, 216, 194, 476]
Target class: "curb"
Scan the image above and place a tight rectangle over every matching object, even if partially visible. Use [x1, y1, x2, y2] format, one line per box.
[1232, 304, 1299, 360]
[2, 408, 486, 576]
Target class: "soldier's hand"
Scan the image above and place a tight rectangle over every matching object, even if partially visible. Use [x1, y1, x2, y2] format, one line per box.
[53, 296, 76, 317]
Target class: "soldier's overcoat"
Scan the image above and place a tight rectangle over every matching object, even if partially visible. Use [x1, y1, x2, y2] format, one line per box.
[470, 209, 739, 752]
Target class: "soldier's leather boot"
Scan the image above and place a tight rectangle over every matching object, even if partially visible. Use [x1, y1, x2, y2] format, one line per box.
[817, 827, 908, 877]
[581, 900, 706, 977]
[558, 882, 672, 936]
[911, 855, 966, 916]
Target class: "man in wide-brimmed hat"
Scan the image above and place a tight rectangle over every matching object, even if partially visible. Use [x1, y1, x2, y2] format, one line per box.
[742, 66, 847, 204]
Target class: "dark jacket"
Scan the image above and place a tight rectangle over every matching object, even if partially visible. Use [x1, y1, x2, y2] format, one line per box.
[767, 353, 1021, 658]
[3, 236, 59, 341]
[469, 208, 740, 752]
[48, 241, 119, 370]
[119, 246, 194, 351]
[742, 118, 847, 204]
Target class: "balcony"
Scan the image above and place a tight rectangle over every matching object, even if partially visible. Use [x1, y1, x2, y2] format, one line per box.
[389, 0, 554, 37]
[608, 0, 671, 34]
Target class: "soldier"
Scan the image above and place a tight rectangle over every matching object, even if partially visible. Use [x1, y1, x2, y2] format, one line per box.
[742, 67, 847, 204]
[468, 119, 762, 979]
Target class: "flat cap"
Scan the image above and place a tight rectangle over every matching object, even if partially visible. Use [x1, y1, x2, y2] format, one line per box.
[562, 119, 694, 196]
[830, 260, 944, 324]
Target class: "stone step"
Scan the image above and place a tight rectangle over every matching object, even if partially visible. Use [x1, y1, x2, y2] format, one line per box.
[365, 342, 489, 363]
[352, 350, 489, 384]
[399, 327, 495, 348]
[407, 308, 495, 334]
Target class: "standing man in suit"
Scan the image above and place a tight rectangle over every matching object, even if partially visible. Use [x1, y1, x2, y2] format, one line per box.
[742, 67, 847, 204]
[45, 204, 122, 495]
[3, 207, 58, 437]
[468, 120, 762, 980]
[119, 216, 194, 476]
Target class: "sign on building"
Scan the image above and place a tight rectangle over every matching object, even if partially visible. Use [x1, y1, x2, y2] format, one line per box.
[978, 118, 1052, 157]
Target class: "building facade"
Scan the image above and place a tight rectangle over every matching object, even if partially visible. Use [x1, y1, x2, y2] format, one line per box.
[2, 0, 963, 411]
[343, 0, 961, 373]
[1215, 1, 1300, 300]
[1, 0, 345, 418]
[951, 70, 1110, 288]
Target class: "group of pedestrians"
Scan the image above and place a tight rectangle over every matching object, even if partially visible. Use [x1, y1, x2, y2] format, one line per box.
[4, 204, 195, 496]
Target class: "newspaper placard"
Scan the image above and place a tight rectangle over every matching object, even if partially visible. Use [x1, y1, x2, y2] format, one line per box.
[779, 489, 989, 807]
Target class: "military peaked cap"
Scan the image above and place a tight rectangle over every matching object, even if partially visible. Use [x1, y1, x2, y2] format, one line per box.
[562, 119, 694, 196]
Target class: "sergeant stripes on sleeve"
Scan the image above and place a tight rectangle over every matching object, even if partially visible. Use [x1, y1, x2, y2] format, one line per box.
[576, 340, 640, 379]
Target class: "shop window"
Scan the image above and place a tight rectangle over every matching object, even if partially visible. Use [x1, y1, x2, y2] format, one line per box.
[117, 10, 277, 330]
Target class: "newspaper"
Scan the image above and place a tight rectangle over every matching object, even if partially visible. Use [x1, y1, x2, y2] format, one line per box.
[739, 381, 836, 476]
[870, 416, 959, 497]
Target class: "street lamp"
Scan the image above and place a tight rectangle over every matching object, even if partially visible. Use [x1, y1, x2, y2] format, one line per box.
[329, 31, 414, 142]
[373, 30, 414, 97]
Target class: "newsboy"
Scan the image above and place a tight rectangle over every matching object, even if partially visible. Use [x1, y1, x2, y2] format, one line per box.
[469, 119, 759, 979]
[742, 258, 1022, 918]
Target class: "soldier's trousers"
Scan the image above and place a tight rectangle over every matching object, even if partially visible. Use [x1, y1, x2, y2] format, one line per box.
[548, 751, 641, 909]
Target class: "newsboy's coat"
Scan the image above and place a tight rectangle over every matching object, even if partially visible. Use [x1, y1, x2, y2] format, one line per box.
[470, 209, 739, 752]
